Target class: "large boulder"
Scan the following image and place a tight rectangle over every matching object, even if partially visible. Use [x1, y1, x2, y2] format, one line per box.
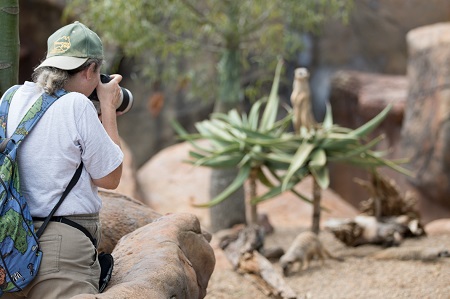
[72, 213, 215, 299]
[73, 191, 215, 299]
[97, 190, 161, 253]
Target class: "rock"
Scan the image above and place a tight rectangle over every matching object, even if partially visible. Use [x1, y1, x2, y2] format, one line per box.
[71, 213, 215, 299]
[98, 190, 161, 253]
[400, 23, 450, 215]
[137, 140, 212, 226]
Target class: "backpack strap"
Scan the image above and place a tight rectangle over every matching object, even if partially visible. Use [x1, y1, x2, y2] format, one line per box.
[0, 85, 21, 140]
[9, 88, 68, 146]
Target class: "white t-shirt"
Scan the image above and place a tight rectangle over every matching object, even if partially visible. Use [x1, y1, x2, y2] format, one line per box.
[1, 81, 124, 217]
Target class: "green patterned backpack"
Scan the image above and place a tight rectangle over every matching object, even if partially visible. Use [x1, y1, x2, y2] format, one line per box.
[0, 86, 68, 295]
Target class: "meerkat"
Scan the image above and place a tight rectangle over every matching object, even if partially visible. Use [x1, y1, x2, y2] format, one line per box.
[370, 247, 450, 262]
[290, 67, 316, 133]
[279, 231, 342, 276]
[325, 215, 412, 247]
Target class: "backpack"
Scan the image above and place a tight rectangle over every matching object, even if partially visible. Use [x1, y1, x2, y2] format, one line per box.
[0, 86, 69, 295]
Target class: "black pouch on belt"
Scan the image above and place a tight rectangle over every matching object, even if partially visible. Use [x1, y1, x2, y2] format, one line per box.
[98, 252, 114, 293]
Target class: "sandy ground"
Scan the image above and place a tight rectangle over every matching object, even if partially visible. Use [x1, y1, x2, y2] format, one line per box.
[205, 227, 450, 299]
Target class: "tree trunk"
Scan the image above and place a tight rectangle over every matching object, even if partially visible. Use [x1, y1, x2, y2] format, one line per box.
[311, 179, 321, 234]
[214, 48, 241, 114]
[209, 45, 246, 232]
[210, 168, 246, 233]
[0, 0, 19, 96]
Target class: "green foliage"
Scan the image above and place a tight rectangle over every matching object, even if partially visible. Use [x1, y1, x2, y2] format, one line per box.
[173, 60, 411, 207]
[65, 0, 354, 102]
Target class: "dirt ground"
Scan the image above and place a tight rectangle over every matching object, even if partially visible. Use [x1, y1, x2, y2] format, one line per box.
[205, 227, 450, 299]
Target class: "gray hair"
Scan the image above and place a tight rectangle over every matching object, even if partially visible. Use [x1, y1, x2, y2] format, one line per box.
[32, 58, 103, 95]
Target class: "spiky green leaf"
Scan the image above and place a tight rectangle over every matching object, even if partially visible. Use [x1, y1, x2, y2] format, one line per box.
[350, 104, 392, 137]
[309, 149, 327, 169]
[282, 141, 315, 190]
[260, 59, 283, 131]
[251, 180, 296, 204]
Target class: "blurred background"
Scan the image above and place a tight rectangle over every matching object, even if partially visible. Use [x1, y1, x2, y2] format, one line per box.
[14, 0, 450, 223]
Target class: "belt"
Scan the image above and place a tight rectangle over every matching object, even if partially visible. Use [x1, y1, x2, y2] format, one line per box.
[33, 216, 97, 248]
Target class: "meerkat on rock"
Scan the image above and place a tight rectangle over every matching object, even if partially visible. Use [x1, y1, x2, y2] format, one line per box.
[279, 231, 343, 276]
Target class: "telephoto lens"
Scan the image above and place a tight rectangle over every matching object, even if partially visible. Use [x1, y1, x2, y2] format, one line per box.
[88, 74, 134, 114]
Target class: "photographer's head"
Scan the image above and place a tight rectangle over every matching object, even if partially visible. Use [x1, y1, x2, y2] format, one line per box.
[33, 21, 104, 96]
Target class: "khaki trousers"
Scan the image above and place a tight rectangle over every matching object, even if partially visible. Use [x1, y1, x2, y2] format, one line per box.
[4, 214, 101, 299]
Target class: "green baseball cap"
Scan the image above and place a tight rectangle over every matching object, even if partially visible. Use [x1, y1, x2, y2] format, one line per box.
[35, 21, 103, 70]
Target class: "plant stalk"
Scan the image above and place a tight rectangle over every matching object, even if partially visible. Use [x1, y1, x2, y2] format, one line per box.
[246, 167, 259, 225]
[311, 179, 321, 234]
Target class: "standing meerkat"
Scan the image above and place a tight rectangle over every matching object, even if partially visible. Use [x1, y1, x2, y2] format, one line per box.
[370, 247, 450, 262]
[290, 68, 315, 133]
[279, 231, 343, 276]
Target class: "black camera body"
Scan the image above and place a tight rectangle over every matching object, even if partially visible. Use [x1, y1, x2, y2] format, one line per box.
[89, 74, 133, 114]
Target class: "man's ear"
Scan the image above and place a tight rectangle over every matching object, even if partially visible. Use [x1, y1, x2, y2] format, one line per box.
[84, 63, 97, 80]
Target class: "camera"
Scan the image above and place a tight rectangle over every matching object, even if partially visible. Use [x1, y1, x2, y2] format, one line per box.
[88, 74, 134, 114]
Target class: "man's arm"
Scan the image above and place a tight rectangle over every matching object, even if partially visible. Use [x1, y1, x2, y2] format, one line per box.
[92, 74, 123, 189]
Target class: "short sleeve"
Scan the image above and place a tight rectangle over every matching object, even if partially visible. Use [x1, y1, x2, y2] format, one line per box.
[75, 98, 123, 179]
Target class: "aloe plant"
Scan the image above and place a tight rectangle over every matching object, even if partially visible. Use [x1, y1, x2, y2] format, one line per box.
[172, 60, 411, 227]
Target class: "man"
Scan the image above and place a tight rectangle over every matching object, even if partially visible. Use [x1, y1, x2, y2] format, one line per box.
[2, 21, 123, 298]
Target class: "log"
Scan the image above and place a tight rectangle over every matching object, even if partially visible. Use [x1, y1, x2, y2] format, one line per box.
[220, 225, 298, 299]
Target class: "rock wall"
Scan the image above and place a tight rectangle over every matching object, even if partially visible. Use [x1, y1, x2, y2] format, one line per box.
[400, 23, 450, 220]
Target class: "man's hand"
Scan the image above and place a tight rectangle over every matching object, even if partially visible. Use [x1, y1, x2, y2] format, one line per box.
[96, 74, 123, 114]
